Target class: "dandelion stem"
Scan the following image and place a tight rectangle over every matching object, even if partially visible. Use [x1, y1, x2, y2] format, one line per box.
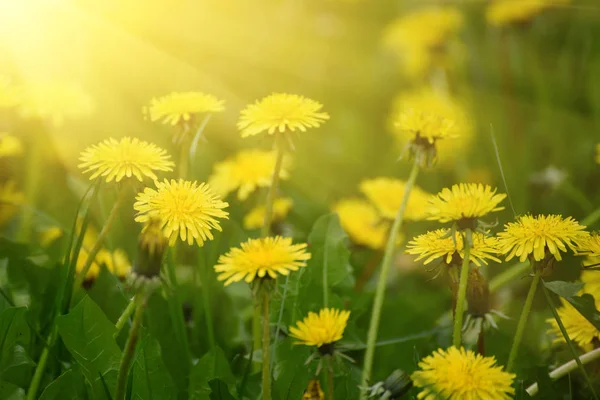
[261, 290, 272, 400]
[116, 294, 148, 400]
[488, 261, 529, 293]
[452, 229, 472, 348]
[253, 302, 261, 373]
[26, 325, 58, 400]
[507, 267, 540, 372]
[360, 160, 420, 399]
[261, 133, 285, 237]
[526, 348, 600, 396]
[114, 296, 136, 339]
[73, 186, 127, 291]
[200, 252, 216, 348]
[326, 355, 335, 400]
[542, 282, 598, 400]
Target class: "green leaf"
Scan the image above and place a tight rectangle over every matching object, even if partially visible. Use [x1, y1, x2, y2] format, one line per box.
[0, 308, 32, 386]
[189, 347, 237, 400]
[273, 340, 312, 400]
[38, 369, 86, 400]
[1, 345, 35, 388]
[207, 380, 236, 400]
[0, 380, 25, 400]
[87, 267, 128, 323]
[544, 280, 600, 331]
[130, 330, 177, 400]
[57, 296, 121, 399]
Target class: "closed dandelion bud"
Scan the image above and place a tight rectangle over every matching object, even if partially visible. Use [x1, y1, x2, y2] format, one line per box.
[134, 219, 167, 279]
[364, 369, 413, 399]
[467, 268, 490, 317]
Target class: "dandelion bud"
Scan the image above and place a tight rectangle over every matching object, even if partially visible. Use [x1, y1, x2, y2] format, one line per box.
[467, 267, 490, 317]
[133, 219, 167, 279]
[364, 369, 413, 399]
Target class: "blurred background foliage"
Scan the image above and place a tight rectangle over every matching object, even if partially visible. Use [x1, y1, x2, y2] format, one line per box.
[1, 0, 600, 399]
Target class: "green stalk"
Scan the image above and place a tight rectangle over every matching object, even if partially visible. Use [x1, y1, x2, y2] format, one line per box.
[452, 228, 472, 348]
[542, 283, 598, 399]
[73, 187, 127, 291]
[582, 206, 600, 227]
[488, 261, 530, 293]
[326, 355, 334, 400]
[116, 295, 147, 400]
[359, 161, 419, 398]
[526, 348, 600, 396]
[114, 296, 136, 339]
[26, 325, 57, 400]
[507, 268, 540, 372]
[200, 254, 216, 348]
[261, 290, 271, 400]
[260, 133, 285, 238]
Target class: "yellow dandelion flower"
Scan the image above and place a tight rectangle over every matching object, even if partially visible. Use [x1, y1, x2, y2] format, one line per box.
[406, 229, 501, 267]
[0, 180, 25, 226]
[427, 183, 506, 224]
[96, 249, 131, 279]
[411, 346, 515, 400]
[18, 81, 93, 126]
[360, 177, 432, 221]
[39, 226, 64, 248]
[577, 233, 600, 259]
[389, 88, 473, 165]
[76, 247, 102, 281]
[0, 133, 23, 158]
[237, 93, 329, 138]
[333, 198, 390, 250]
[244, 197, 293, 230]
[547, 297, 600, 350]
[134, 179, 229, 247]
[145, 91, 225, 126]
[289, 308, 350, 348]
[0, 76, 21, 109]
[582, 269, 600, 301]
[78, 137, 175, 183]
[486, 0, 568, 27]
[497, 215, 588, 262]
[208, 149, 291, 201]
[214, 236, 310, 286]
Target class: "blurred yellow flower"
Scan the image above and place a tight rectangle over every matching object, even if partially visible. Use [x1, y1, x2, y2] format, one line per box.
[577, 233, 600, 259]
[145, 91, 225, 126]
[134, 179, 229, 247]
[581, 269, 600, 300]
[333, 198, 390, 250]
[214, 236, 310, 286]
[411, 346, 515, 400]
[96, 248, 131, 279]
[79, 137, 175, 183]
[289, 308, 350, 348]
[389, 88, 473, 165]
[0, 181, 24, 226]
[498, 215, 588, 262]
[244, 197, 293, 230]
[427, 183, 506, 224]
[208, 149, 291, 201]
[0, 133, 23, 158]
[39, 226, 63, 248]
[237, 93, 329, 138]
[547, 297, 600, 350]
[360, 177, 432, 221]
[406, 229, 501, 267]
[596, 144, 600, 164]
[486, 0, 568, 27]
[0, 76, 21, 109]
[17, 81, 93, 126]
[76, 247, 102, 282]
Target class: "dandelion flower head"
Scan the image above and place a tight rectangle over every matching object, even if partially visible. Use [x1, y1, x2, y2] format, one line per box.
[244, 197, 293, 230]
[145, 91, 225, 126]
[237, 93, 329, 138]
[289, 308, 350, 348]
[79, 137, 175, 183]
[360, 177, 432, 221]
[486, 0, 568, 27]
[208, 149, 291, 201]
[0, 181, 25, 226]
[134, 179, 229, 246]
[333, 198, 391, 250]
[214, 236, 310, 286]
[411, 346, 515, 400]
[547, 297, 600, 350]
[406, 229, 501, 267]
[578, 233, 600, 260]
[0, 133, 23, 158]
[427, 183, 506, 224]
[497, 214, 588, 262]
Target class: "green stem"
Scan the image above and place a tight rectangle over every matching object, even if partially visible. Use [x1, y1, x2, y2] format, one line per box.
[252, 300, 261, 373]
[326, 355, 334, 400]
[526, 348, 600, 396]
[116, 295, 147, 400]
[507, 268, 540, 372]
[488, 261, 530, 293]
[26, 325, 58, 400]
[453, 228, 472, 348]
[261, 133, 285, 238]
[261, 290, 271, 400]
[542, 283, 598, 399]
[73, 187, 127, 290]
[114, 296, 136, 339]
[582, 206, 600, 227]
[200, 257, 216, 348]
[359, 161, 420, 398]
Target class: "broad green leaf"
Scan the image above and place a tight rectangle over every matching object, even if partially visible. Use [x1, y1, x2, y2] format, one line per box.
[544, 280, 600, 330]
[38, 369, 86, 400]
[273, 341, 312, 400]
[1, 345, 35, 388]
[0, 308, 32, 386]
[57, 296, 121, 399]
[87, 267, 128, 323]
[0, 380, 25, 400]
[189, 347, 237, 400]
[207, 380, 236, 400]
[130, 330, 177, 400]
